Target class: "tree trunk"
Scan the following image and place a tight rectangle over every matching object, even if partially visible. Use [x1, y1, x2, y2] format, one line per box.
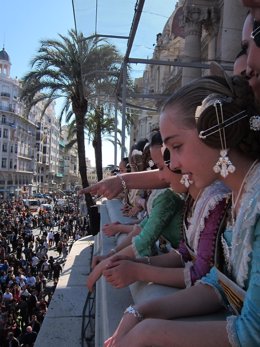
[74, 104, 100, 235]
[94, 107, 103, 181]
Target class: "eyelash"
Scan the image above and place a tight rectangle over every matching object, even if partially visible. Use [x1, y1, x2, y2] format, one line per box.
[172, 144, 181, 150]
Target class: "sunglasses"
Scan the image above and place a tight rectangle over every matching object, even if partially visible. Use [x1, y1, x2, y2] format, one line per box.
[251, 19, 260, 47]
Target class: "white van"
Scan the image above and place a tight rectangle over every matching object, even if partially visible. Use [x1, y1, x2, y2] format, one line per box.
[22, 199, 40, 212]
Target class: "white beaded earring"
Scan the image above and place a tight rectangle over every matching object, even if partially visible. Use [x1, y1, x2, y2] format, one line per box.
[180, 174, 193, 188]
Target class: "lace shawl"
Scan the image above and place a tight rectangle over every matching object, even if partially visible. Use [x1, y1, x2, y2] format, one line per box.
[230, 162, 260, 288]
[185, 180, 230, 253]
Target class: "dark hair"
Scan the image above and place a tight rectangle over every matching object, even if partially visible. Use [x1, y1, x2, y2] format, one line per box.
[135, 138, 149, 152]
[150, 130, 163, 147]
[162, 74, 260, 159]
[121, 157, 131, 172]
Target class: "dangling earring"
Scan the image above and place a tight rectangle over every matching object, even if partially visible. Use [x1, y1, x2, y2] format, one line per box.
[180, 174, 193, 188]
[213, 100, 236, 178]
[213, 149, 236, 178]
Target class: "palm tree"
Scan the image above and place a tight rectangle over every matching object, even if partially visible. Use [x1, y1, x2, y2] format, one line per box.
[20, 29, 122, 233]
[65, 105, 122, 181]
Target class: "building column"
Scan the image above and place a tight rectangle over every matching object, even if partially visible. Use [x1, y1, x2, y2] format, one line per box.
[181, 5, 203, 85]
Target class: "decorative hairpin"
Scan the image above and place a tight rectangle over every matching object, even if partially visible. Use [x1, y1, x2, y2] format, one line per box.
[199, 110, 248, 139]
[249, 115, 260, 131]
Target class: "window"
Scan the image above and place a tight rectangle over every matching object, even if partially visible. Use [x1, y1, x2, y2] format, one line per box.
[2, 115, 6, 124]
[2, 143, 7, 152]
[9, 159, 13, 169]
[2, 158, 7, 168]
[10, 145, 13, 153]
[3, 129, 8, 138]
[15, 144, 18, 153]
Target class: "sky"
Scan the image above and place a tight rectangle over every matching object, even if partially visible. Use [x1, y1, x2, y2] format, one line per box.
[1, 0, 177, 167]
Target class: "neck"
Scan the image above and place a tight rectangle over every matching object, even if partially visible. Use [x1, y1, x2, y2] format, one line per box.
[188, 184, 200, 200]
[223, 155, 257, 199]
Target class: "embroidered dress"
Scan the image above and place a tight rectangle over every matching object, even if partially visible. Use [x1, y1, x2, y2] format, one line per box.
[200, 163, 260, 347]
[132, 189, 184, 257]
[179, 180, 230, 287]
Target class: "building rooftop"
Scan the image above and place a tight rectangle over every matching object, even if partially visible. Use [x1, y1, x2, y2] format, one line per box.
[0, 47, 10, 62]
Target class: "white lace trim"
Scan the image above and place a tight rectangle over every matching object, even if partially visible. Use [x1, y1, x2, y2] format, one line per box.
[230, 162, 260, 287]
[226, 316, 240, 347]
[183, 261, 193, 287]
[185, 180, 230, 253]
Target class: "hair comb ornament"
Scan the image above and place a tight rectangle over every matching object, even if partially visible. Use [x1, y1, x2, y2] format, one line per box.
[180, 174, 193, 188]
[249, 115, 260, 131]
[198, 109, 248, 139]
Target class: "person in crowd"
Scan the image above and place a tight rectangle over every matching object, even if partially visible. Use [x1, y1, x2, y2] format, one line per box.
[4, 331, 20, 347]
[118, 157, 131, 174]
[104, 70, 260, 346]
[20, 325, 37, 347]
[86, 132, 189, 292]
[86, 131, 231, 294]
[28, 315, 41, 335]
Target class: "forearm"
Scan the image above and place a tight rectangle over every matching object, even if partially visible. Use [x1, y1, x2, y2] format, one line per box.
[136, 283, 222, 320]
[135, 264, 186, 288]
[116, 224, 135, 234]
[124, 170, 168, 190]
[116, 226, 141, 252]
[148, 250, 183, 268]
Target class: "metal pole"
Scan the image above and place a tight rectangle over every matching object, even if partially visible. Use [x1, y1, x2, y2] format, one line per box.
[121, 63, 127, 159]
[114, 98, 118, 167]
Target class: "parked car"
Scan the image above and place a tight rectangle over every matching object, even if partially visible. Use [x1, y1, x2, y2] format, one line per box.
[38, 203, 53, 213]
[56, 199, 67, 206]
[22, 199, 40, 212]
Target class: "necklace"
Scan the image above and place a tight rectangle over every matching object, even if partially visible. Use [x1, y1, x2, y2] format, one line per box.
[231, 159, 258, 223]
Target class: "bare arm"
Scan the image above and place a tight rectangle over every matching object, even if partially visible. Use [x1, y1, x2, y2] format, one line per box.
[142, 249, 183, 268]
[86, 245, 135, 291]
[104, 284, 224, 347]
[79, 170, 168, 199]
[104, 260, 186, 288]
[102, 223, 134, 237]
[115, 225, 141, 252]
[104, 250, 184, 288]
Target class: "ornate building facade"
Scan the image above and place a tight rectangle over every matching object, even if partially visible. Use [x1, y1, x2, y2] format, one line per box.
[132, 0, 247, 143]
[0, 48, 80, 198]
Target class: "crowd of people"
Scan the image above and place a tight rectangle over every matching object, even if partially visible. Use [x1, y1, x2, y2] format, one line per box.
[80, 2, 260, 346]
[0, 195, 86, 346]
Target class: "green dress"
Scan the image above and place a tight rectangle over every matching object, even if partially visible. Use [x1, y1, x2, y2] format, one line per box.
[132, 188, 184, 257]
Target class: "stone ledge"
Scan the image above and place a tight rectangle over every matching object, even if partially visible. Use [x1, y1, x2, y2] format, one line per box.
[34, 235, 94, 347]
